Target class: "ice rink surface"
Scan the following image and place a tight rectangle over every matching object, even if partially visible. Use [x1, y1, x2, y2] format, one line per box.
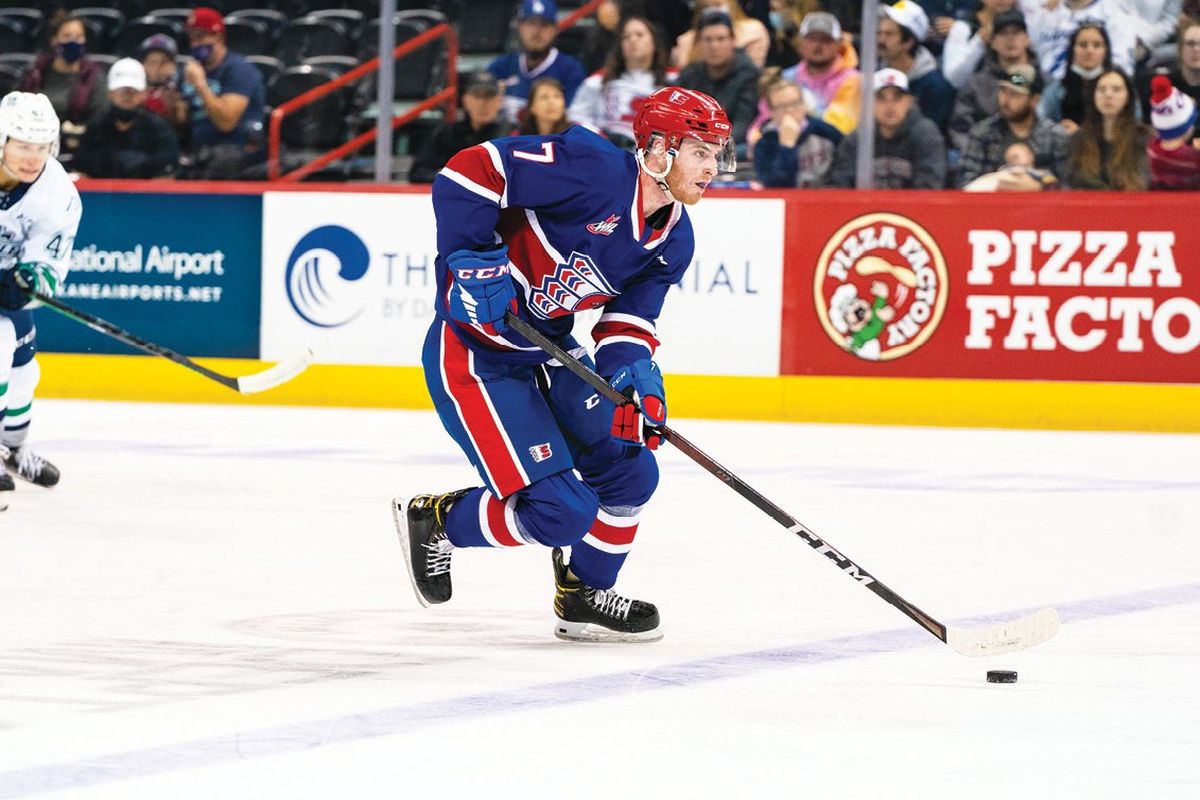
[1, 398, 1198, 799]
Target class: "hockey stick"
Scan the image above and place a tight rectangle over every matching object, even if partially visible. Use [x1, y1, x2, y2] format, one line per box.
[504, 311, 1060, 657]
[31, 290, 313, 395]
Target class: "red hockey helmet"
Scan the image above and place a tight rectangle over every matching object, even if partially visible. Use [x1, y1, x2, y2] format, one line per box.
[633, 87, 736, 173]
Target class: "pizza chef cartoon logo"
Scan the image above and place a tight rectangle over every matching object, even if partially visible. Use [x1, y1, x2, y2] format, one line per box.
[814, 213, 948, 361]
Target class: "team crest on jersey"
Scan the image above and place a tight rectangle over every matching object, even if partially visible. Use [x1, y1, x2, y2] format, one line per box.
[813, 212, 948, 361]
[527, 251, 617, 319]
[529, 443, 553, 462]
[586, 214, 621, 236]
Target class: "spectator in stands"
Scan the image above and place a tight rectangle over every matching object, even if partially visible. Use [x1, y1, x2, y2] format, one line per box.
[18, 15, 105, 157]
[764, 0, 807, 69]
[948, 10, 1039, 151]
[570, 16, 670, 150]
[488, 0, 587, 125]
[180, 7, 266, 180]
[753, 76, 842, 186]
[516, 77, 574, 136]
[958, 64, 1070, 187]
[140, 34, 188, 142]
[940, 0, 1018, 88]
[1147, 74, 1200, 189]
[827, 68, 947, 188]
[1066, 68, 1149, 189]
[747, 11, 861, 145]
[1023, 0, 1137, 83]
[962, 138, 1061, 189]
[577, 0, 622, 74]
[1039, 22, 1112, 135]
[72, 59, 179, 180]
[1127, 0, 1180, 63]
[408, 72, 506, 184]
[1144, 18, 1200, 118]
[676, 10, 762, 145]
[674, 0, 772, 68]
[877, 1, 956, 132]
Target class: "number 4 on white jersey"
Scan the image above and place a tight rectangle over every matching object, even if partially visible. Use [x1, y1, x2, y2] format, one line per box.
[512, 143, 556, 163]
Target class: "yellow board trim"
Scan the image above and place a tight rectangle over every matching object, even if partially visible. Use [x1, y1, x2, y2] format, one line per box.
[36, 353, 1200, 433]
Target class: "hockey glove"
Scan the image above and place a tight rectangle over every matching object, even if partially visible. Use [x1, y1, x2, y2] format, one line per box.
[0, 263, 55, 310]
[609, 359, 667, 450]
[446, 245, 517, 335]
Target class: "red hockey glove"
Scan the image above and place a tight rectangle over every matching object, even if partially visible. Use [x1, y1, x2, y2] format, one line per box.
[608, 359, 666, 450]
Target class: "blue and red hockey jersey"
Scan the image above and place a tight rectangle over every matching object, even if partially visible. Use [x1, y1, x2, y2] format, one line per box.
[431, 125, 695, 377]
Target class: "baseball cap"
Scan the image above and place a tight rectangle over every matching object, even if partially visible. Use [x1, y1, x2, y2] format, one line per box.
[999, 63, 1044, 94]
[187, 7, 225, 35]
[518, 0, 557, 23]
[696, 8, 735, 34]
[874, 67, 910, 94]
[139, 32, 178, 59]
[879, 1, 930, 42]
[108, 57, 147, 92]
[992, 10, 1027, 33]
[462, 71, 500, 96]
[799, 11, 842, 40]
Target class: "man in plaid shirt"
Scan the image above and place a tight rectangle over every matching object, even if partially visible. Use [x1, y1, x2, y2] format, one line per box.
[958, 64, 1069, 190]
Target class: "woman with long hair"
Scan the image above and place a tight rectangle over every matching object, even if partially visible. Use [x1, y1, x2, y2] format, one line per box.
[1066, 68, 1149, 191]
[568, 16, 670, 150]
[673, 0, 771, 67]
[18, 15, 105, 154]
[1040, 22, 1112, 135]
[516, 78, 573, 136]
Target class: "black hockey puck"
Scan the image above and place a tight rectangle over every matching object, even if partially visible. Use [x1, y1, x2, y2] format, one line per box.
[987, 670, 1018, 683]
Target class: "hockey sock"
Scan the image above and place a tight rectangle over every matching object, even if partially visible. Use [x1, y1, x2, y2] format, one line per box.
[444, 487, 529, 548]
[566, 509, 640, 590]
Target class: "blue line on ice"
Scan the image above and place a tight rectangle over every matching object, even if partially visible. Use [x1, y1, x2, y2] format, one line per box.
[1, 581, 1198, 798]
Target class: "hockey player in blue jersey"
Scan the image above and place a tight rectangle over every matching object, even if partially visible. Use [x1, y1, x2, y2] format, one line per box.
[394, 87, 734, 642]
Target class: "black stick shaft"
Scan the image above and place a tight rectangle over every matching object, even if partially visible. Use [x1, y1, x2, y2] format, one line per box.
[504, 311, 948, 643]
[32, 291, 238, 390]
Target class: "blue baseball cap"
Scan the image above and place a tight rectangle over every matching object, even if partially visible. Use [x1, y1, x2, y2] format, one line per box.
[519, 0, 557, 23]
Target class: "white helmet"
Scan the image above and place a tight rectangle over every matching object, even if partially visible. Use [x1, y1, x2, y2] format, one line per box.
[0, 91, 61, 157]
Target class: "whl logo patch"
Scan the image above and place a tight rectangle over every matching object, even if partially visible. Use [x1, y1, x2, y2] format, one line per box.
[587, 214, 621, 236]
[528, 251, 617, 319]
[814, 212, 948, 361]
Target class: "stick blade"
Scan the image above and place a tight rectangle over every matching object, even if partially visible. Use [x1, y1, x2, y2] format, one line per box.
[946, 607, 1060, 657]
[235, 349, 313, 395]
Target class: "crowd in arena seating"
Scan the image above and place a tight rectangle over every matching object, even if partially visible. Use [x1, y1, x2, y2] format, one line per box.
[3, 0, 1198, 190]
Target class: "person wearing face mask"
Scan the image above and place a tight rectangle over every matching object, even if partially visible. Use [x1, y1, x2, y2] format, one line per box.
[179, 6, 266, 179]
[1038, 22, 1112, 135]
[17, 16, 105, 157]
[139, 34, 189, 142]
[72, 59, 179, 180]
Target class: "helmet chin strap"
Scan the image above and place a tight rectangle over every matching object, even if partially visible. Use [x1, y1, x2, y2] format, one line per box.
[635, 147, 677, 205]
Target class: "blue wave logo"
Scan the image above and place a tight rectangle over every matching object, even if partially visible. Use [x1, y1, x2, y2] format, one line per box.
[285, 225, 371, 328]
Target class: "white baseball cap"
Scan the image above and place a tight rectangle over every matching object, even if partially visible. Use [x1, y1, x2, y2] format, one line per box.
[874, 68, 911, 94]
[880, 1, 930, 42]
[107, 58, 147, 92]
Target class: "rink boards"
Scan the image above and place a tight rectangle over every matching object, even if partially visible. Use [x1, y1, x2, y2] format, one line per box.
[37, 181, 1200, 432]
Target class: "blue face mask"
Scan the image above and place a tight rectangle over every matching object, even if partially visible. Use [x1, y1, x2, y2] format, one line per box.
[55, 41, 85, 63]
[769, 11, 785, 31]
[189, 44, 214, 64]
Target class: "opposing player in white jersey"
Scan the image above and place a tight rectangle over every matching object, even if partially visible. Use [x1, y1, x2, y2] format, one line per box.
[0, 91, 82, 510]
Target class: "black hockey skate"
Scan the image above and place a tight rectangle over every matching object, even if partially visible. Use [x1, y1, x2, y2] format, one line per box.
[392, 489, 473, 607]
[552, 547, 662, 643]
[3, 446, 60, 487]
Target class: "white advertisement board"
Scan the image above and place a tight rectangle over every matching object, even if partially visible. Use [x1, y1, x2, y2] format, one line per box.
[260, 192, 783, 376]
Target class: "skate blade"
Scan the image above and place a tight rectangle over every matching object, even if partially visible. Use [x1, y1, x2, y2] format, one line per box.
[391, 496, 431, 610]
[554, 619, 664, 644]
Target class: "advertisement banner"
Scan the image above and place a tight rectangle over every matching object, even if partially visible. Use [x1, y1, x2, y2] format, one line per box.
[38, 192, 262, 358]
[261, 192, 785, 376]
[784, 193, 1200, 384]
[260, 192, 438, 367]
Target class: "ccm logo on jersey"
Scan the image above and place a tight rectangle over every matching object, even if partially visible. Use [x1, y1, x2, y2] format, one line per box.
[529, 443, 553, 462]
[587, 215, 621, 236]
[453, 264, 510, 280]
